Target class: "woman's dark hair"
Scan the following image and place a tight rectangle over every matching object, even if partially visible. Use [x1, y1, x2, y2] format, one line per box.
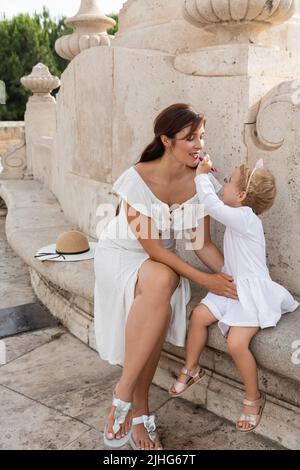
[137, 103, 205, 163]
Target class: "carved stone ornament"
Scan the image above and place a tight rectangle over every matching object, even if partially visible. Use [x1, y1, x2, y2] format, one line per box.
[183, 0, 296, 43]
[21, 63, 60, 102]
[55, 0, 116, 61]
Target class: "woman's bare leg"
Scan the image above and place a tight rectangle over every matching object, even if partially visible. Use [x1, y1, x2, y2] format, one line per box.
[227, 326, 260, 430]
[130, 328, 167, 450]
[171, 304, 217, 390]
[105, 260, 179, 442]
[130, 261, 179, 451]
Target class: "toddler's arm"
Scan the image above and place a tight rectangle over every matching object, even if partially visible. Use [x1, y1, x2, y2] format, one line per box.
[194, 174, 249, 234]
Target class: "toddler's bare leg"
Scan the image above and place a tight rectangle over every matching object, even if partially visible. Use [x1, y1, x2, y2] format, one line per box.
[185, 304, 217, 370]
[227, 326, 260, 430]
[171, 304, 217, 390]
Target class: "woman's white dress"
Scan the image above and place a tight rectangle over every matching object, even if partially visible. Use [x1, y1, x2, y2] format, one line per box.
[195, 174, 299, 336]
[94, 166, 221, 365]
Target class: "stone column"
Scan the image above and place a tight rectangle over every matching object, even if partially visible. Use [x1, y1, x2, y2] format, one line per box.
[55, 0, 116, 61]
[21, 63, 60, 179]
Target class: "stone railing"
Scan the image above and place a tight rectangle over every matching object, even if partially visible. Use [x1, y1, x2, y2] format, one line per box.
[0, 122, 27, 180]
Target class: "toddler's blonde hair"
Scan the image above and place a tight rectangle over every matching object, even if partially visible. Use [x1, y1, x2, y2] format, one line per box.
[238, 164, 276, 215]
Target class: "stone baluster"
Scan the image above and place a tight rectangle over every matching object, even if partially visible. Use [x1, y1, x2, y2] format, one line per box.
[55, 0, 116, 61]
[21, 63, 60, 179]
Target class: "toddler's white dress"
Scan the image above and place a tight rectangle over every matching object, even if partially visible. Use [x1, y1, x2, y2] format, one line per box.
[94, 167, 221, 364]
[195, 174, 299, 336]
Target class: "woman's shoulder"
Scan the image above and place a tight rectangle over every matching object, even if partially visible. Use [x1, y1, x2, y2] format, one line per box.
[114, 166, 139, 184]
[134, 161, 158, 181]
[115, 162, 156, 184]
[112, 165, 152, 206]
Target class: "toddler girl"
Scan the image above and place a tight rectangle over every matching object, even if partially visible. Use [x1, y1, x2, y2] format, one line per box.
[170, 157, 299, 433]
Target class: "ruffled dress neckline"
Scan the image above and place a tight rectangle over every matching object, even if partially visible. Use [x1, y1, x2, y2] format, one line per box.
[130, 166, 198, 211]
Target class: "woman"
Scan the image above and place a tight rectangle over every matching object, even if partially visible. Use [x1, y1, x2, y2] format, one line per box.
[94, 103, 238, 450]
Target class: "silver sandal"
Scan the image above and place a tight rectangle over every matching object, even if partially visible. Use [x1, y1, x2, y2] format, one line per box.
[169, 365, 205, 397]
[103, 392, 132, 448]
[129, 414, 162, 450]
[236, 392, 266, 433]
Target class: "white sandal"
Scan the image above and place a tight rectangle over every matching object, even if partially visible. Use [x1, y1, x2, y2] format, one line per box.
[169, 365, 205, 397]
[129, 415, 163, 450]
[236, 392, 266, 433]
[103, 392, 132, 448]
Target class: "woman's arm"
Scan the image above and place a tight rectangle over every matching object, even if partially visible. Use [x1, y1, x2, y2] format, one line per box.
[192, 216, 224, 273]
[125, 202, 237, 299]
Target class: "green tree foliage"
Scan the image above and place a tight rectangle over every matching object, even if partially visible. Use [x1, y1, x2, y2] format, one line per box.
[0, 8, 118, 121]
[107, 13, 119, 36]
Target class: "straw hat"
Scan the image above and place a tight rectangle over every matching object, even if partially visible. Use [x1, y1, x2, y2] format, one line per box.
[34, 230, 96, 262]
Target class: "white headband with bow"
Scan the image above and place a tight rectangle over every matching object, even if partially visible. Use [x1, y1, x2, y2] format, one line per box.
[245, 159, 264, 193]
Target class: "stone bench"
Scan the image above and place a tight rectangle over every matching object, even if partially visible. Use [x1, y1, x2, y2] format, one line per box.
[1, 179, 299, 449]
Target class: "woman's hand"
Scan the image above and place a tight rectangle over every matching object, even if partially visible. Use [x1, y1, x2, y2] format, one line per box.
[196, 155, 212, 176]
[203, 272, 238, 300]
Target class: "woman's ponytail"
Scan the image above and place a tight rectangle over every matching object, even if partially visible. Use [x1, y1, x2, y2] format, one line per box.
[139, 136, 165, 163]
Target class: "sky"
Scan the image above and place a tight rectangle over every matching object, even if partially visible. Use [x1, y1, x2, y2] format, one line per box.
[0, 1, 125, 19]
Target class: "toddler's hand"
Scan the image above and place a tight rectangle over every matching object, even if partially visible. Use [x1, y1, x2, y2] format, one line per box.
[196, 155, 213, 176]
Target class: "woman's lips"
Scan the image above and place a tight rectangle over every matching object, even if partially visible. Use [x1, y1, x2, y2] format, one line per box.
[189, 152, 219, 172]
[190, 153, 201, 159]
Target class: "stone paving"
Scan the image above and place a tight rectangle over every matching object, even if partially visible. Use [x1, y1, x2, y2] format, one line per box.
[0, 213, 283, 450]
[0, 214, 36, 309]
